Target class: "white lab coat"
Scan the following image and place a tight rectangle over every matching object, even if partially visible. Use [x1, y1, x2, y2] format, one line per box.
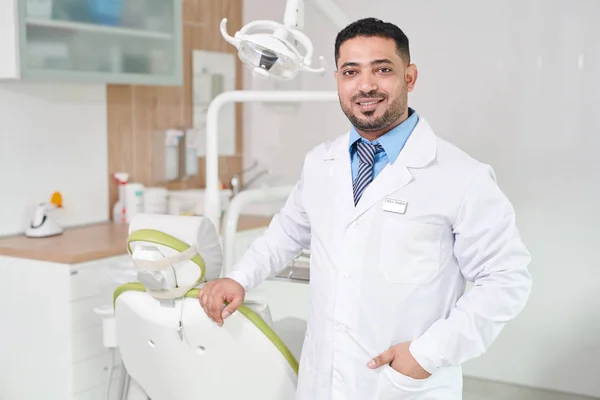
[227, 117, 532, 399]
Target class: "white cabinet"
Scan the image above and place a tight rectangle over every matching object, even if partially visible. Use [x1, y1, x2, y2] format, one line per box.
[0, 0, 182, 85]
[0, 253, 129, 400]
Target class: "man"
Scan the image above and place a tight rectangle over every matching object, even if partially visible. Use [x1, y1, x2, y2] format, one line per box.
[199, 17, 532, 399]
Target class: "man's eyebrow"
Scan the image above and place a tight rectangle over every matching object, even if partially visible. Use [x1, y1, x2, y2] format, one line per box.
[340, 61, 359, 69]
[371, 58, 394, 66]
[340, 59, 395, 69]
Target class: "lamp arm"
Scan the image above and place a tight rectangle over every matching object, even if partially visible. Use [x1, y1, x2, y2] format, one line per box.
[204, 90, 339, 233]
[283, 0, 304, 29]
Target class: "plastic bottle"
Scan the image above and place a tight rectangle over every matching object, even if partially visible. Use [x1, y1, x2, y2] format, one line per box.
[112, 172, 129, 224]
[125, 183, 145, 223]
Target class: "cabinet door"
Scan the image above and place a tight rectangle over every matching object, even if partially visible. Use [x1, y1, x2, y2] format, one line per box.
[18, 0, 183, 85]
[0, 0, 19, 79]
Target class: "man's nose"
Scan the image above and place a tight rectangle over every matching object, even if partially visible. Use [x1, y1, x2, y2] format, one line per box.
[357, 73, 378, 93]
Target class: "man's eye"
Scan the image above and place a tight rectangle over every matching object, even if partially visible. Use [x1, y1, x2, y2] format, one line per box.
[343, 70, 356, 76]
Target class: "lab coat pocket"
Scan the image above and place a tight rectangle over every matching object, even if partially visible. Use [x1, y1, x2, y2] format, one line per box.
[379, 221, 442, 284]
[374, 366, 435, 400]
[384, 365, 432, 391]
[377, 365, 462, 400]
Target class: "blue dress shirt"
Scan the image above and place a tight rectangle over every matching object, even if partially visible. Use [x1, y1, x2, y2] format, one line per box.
[349, 107, 419, 182]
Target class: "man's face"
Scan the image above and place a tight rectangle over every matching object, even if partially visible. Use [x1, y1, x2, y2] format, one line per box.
[335, 36, 417, 136]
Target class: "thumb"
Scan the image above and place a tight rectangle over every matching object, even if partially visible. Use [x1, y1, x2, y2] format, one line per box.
[221, 295, 243, 320]
[368, 348, 395, 369]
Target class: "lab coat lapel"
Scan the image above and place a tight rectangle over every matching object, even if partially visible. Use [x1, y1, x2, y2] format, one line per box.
[327, 133, 356, 223]
[348, 118, 438, 226]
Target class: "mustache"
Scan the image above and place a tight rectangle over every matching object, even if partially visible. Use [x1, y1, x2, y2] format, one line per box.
[351, 91, 388, 102]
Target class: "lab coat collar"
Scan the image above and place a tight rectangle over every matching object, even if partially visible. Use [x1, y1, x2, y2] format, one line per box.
[326, 117, 438, 227]
[347, 107, 419, 166]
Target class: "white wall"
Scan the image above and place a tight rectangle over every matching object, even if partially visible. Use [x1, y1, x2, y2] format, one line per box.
[0, 82, 109, 236]
[242, 0, 600, 397]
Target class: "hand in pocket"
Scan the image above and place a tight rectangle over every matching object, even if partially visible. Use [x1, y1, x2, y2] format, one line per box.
[368, 342, 431, 380]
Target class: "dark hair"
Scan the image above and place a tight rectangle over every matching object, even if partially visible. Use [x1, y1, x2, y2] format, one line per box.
[334, 18, 410, 67]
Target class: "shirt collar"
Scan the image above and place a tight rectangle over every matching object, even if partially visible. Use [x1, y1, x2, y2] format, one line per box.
[349, 107, 419, 165]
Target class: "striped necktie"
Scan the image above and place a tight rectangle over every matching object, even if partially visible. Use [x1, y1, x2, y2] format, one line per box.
[353, 140, 382, 206]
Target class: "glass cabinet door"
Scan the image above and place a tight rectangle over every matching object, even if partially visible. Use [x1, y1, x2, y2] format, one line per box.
[19, 0, 182, 85]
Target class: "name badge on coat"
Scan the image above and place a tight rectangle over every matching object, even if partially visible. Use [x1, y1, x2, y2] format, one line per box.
[382, 198, 408, 214]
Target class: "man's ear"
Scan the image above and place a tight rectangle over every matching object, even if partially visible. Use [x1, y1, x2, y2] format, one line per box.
[405, 64, 418, 92]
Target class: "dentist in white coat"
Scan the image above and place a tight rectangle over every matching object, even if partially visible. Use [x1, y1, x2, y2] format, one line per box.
[199, 17, 532, 400]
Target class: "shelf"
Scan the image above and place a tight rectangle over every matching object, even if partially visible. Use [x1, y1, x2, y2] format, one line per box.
[22, 68, 181, 86]
[1, 0, 184, 85]
[25, 18, 173, 40]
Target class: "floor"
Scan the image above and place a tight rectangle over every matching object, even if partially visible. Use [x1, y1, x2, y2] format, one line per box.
[463, 377, 598, 400]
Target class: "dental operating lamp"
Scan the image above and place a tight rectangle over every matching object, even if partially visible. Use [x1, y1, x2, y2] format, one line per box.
[220, 0, 349, 80]
[204, 1, 351, 233]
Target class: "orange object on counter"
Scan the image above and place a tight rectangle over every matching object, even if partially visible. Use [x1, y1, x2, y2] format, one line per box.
[50, 191, 63, 208]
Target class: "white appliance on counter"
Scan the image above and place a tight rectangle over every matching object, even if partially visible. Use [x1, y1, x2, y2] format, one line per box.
[26, 191, 64, 238]
[25, 202, 63, 238]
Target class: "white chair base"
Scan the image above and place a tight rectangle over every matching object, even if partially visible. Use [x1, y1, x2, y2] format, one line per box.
[115, 291, 300, 400]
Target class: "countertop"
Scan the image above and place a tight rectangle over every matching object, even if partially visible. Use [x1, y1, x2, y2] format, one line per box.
[0, 215, 272, 265]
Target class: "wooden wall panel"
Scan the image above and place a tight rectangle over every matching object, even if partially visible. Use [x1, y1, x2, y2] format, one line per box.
[131, 86, 184, 185]
[106, 0, 244, 216]
[181, 25, 196, 128]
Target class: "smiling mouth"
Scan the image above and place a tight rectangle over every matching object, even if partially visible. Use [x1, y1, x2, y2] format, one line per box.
[356, 99, 384, 106]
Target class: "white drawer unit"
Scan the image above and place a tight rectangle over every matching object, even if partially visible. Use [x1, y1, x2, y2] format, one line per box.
[0, 253, 130, 400]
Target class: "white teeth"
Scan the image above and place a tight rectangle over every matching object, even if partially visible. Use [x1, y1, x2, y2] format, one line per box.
[359, 100, 379, 106]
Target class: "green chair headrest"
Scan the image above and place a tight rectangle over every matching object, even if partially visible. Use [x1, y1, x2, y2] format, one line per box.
[126, 228, 206, 282]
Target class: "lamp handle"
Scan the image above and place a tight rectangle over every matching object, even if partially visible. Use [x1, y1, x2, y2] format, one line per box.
[301, 56, 327, 75]
[238, 20, 289, 36]
[288, 28, 315, 66]
[220, 18, 239, 47]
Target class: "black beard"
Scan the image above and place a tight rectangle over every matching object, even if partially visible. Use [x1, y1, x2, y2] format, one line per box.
[342, 96, 406, 132]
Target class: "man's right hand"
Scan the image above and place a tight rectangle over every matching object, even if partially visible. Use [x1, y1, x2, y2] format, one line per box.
[197, 278, 245, 326]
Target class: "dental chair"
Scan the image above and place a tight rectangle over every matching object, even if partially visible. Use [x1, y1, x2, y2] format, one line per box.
[112, 214, 300, 400]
